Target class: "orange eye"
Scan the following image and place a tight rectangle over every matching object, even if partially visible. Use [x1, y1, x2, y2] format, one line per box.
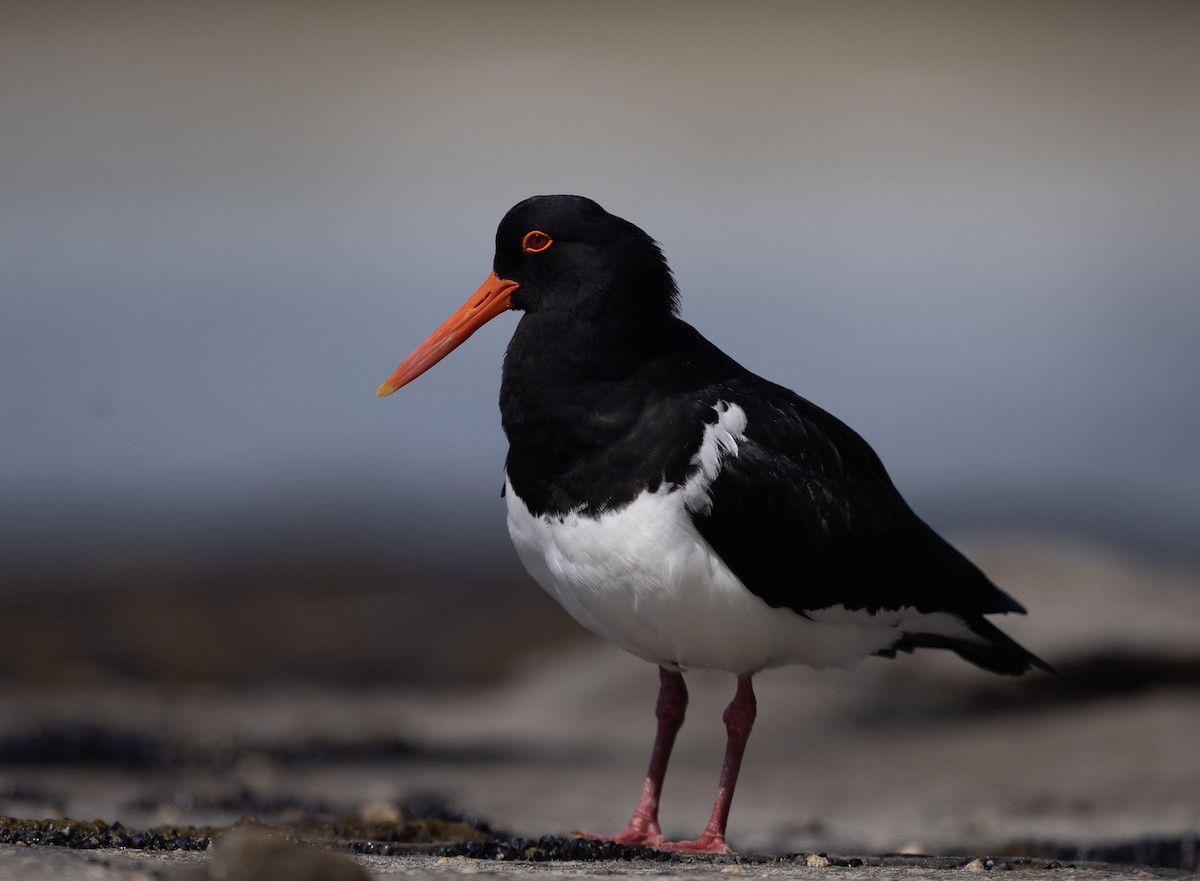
[522, 230, 553, 253]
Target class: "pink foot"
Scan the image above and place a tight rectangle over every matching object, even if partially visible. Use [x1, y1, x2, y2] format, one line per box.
[656, 832, 732, 854]
[574, 818, 664, 847]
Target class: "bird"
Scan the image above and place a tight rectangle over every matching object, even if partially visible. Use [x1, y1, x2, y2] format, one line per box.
[376, 195, 1051, 854]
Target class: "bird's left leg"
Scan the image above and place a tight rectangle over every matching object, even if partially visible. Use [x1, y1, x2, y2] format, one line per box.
[658, 674, 756, 854]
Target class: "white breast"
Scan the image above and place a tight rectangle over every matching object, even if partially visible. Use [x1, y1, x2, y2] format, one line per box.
[505, 402, 977, 673]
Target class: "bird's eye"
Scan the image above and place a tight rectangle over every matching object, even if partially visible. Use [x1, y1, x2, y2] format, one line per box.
[522, 230, 553, 253]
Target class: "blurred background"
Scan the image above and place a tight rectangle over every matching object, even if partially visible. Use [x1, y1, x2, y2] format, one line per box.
[1, 0, 1198, 689]
[1, 2, 1199, 869]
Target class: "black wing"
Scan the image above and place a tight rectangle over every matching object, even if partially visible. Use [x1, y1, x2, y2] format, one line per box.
[687, 376, 1050, 675]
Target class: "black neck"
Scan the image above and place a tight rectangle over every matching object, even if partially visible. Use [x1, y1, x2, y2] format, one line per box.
[501, 309, 663, 447]
[500, 315, 743, 515]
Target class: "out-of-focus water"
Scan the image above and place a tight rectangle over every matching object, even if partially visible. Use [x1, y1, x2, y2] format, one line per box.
[3, 1, 1199, 586]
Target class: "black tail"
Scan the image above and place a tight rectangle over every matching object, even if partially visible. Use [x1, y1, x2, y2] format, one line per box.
[878, 616, 1055, 676]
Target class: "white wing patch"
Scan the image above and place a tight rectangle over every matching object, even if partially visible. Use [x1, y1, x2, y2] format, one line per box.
[682, 401, 747, 516]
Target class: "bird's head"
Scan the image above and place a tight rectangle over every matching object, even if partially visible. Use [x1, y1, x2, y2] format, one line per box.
[377, 195, 676, 397]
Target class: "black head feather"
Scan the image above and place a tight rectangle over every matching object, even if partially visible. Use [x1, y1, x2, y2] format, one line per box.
[493, 195, 679, 322]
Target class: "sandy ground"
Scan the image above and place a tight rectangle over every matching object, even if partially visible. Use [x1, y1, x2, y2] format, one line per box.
[1, 537, 1198, 879]
[0, 847, 1191, 881]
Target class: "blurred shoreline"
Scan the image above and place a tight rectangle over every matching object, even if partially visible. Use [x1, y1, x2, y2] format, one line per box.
[2, 531, 1197, 691]
[4, 484, 1197, 597]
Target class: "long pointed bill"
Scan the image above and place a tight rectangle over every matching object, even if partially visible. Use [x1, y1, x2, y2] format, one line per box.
[376, 271, 519, 397]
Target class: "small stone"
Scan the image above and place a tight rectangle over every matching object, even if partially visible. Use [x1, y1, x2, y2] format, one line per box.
[805, 854, 831, 868]
[963, 858, 988, 872]
[359, 800, 404, 825]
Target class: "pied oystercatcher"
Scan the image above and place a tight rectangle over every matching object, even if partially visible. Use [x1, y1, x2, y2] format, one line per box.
[378, 195, 1051, 853]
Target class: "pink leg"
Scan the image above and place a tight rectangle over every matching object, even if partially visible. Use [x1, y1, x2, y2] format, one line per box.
[578, 667, 688, 846]
[658, 675, 757, 854]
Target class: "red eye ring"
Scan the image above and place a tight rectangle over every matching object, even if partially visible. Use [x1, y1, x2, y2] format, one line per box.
[522, 230, 553, 253]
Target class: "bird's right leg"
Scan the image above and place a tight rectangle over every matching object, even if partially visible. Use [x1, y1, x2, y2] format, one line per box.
[577, 666, 688, 846]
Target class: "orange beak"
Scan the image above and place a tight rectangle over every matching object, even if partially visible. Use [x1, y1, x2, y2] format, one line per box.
[376, 272, 519, 397]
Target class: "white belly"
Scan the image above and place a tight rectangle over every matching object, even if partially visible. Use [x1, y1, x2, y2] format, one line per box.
[505, 475, 947, 674]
